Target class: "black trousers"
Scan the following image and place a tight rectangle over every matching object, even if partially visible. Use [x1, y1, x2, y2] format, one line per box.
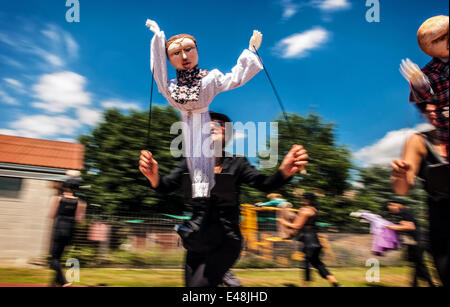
[428, 201, 449, 287]
[184, 237, 242, 287]
[303, 247, 330, 282]
[407, 245, 434, 287]
[49, 233, 71, 286]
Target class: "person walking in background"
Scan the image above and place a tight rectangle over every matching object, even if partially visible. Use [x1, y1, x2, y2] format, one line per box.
[48, 177, 86, 287]
[386, 199, 435, 287]
[278, 192, 340, 287]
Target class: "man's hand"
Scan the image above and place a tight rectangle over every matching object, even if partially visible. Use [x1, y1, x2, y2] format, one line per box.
[145, 19, 160, 34]
[400, 58, 429, 88]
[391, 159, 411, 179]
[279, 145, 309, 179]
[249, 30, 263, 52]
[139, 150, 160, 188]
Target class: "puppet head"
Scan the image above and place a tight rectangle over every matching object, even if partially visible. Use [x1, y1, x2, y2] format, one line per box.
[166, 34, 199, 70]
[417, 15, 449, 58]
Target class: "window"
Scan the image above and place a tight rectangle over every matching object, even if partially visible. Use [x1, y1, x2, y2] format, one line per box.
[0, 177, 23, 199]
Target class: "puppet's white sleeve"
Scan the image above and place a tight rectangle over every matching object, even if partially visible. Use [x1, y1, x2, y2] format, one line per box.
[151, 31, 171, 99]
[213, 49, 263, 95]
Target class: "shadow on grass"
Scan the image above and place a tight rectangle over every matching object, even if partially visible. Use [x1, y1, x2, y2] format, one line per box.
[365, 283, 391, 287]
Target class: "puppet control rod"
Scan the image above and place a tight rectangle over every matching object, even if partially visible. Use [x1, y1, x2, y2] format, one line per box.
[252, 46, 308, 175]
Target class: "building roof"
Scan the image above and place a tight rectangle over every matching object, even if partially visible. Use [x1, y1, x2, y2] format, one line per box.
[0, 134, 84, 170]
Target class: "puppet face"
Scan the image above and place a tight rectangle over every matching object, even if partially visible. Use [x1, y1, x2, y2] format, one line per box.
[418, 15, 449, 58]
[167, 38, 199, 70]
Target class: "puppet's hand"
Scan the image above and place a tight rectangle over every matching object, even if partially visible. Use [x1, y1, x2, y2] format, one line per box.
[400, 58, 429, 88]
[249, 30, 263, 52]
[145, 19, 160, 34]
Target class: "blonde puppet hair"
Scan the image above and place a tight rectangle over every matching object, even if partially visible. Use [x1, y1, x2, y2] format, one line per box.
[166, 34, 197, 55]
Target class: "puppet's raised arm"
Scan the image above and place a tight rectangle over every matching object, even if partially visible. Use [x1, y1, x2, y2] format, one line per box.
[146, 19, 171, 99]
[400, 58, 434, 103]
[213, 30, 264, 95]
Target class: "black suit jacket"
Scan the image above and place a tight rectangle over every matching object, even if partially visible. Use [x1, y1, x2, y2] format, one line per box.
[154, 155, 291, 241]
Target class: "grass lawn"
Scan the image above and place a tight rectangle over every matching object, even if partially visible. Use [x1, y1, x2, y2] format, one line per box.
[0, 266, 439, 287]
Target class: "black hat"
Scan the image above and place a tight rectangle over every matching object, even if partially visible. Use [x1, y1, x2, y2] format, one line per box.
[209, 111, 231, 123]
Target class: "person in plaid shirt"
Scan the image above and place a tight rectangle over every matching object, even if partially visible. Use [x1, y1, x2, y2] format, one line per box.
[400, 15, 449, 160]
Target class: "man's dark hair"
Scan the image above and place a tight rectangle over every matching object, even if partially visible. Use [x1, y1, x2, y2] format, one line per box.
[62, 178, 81, 191]
[210, 111, 233, 144]
[415, 102, 427, 114]
[209, 111, 231, 123]
[386, 197, 408, 207]
[384, 197, 408, 211]
[303, 192, 317, 206]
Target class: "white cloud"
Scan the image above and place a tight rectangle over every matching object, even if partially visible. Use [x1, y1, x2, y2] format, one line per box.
[280, 0, 301, 20]
[41, 24, 79, 60]
[0, 89, 19, 105]
[354, 123, 434, 166]
[232, 131, 247, 140]
[101, 100, 141, 110]
[57, 137, 77, 143]
[317, 0, 351, 11]
[3, 78, 26, 94]
[4, 78, 23, 88]
[32, 71, 91, 113]
[0, 129, 17, 136]
[76, 107, 103, 126]
[273, 27, 330, 58]
[0, 55, 24, 69]
[277, 0, 351, 20]
[64, 33, 79, 59]
[5, 115, 82, 139]
[0, 24, 78, 69]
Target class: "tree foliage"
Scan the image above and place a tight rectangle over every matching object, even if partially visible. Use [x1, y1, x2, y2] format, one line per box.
[79, 106, 183, 216]
[77, 108, 427, 233]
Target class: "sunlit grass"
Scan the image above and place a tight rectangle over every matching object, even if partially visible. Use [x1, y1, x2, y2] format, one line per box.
[0, 266, 439, 287]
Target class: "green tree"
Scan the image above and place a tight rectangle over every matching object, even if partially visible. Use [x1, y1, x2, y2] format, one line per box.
[239, 113, 354, 229]
[78, 106, 183, 216]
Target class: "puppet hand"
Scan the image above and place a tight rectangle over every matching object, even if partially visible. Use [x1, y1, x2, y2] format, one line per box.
[139, 150, 160, 188]
[145, 19, 160, 34]
[249, 30, 263, 52]
[400, 58, 429, 88]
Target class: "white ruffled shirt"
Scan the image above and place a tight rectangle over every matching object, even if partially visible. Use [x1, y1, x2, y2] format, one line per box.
[151, 30, 263, 198]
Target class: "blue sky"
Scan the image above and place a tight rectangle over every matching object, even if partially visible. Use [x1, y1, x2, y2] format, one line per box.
[0, 0, 448, 166]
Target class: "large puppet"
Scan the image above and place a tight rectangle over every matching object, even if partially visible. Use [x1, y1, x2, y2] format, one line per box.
[400, 15, 449, 160]
[145, 19, 263, 198]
